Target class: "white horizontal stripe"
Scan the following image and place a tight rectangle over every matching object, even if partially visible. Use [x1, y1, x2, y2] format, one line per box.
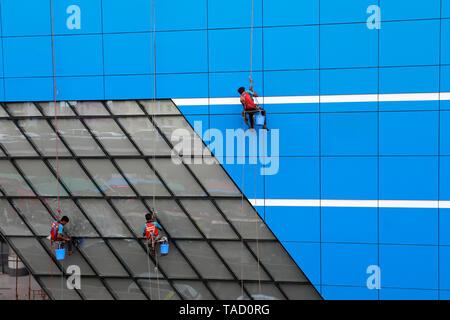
[173, 92, 450, 106]
[248, 199, 450, 209]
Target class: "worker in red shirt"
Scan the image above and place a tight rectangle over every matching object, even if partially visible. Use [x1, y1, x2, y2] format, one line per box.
[238, 77, 268, 130]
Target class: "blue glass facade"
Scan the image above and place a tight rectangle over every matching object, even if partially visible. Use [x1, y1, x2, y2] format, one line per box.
[0, 0, 448, 299]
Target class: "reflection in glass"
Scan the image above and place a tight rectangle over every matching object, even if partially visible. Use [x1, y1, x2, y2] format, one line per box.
[139, 100, 180, 115]
[6, 102, 41, 117]
[112, 199, 149, 238]
[72, 101, 108, 116]
[79, 278, 113, 300]
[109, 239, 156, 277]
[0, 160, 32, 196]
[0, 120, 38, 156]
[0, 199, 32, 236]
[56, 119, 105, 156]
[39, 101, 75, 116]
[82, 159, 135, 197]
[79, 239, 128, 277]
[279, 284, 322, 300]
[212, 241, 270, 281]
[180, 200, 237, 239]
[18, 119, 70, 156]
[49, 160, 100, 196]
[15, 160, 68, 197]
[244, 283, 283, 300]
[208, 281, 250, 300]
[106, 100, 144, 115]
[78, 199, 132, 237]
[106, 278, 147, 300]
[215, 200, 275, 240]
[115, 159, 170, 196]
[173, 281, 214, 300]
[13, 199, 53, 236]
[137, 279, 180, 300]
[38, 276, 81, 300]
[85, 118, 139, 155]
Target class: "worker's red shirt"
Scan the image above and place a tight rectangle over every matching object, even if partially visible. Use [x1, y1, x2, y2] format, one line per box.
[240, 91, 257, 110]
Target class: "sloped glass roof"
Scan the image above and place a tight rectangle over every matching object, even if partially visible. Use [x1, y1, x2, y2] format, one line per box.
[0, 100, 321, 300]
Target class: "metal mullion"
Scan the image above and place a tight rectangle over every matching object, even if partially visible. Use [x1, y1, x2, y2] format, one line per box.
[134, 101, 257, 300]
[103, 100, 224, 300]
[0, 194, 242, 201]
[67, 102, 184, 300]
[138, 100, 291, 299]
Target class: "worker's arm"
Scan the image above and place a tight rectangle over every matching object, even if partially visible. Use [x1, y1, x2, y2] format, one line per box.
[249, 76, 258, 97]
[155, 222, 163, 230]
[57, 224, 70, 242]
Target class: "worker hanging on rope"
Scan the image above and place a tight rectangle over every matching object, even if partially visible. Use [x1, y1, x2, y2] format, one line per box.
[142, 210, 166, 257]
[238, 76, 268, 131]
[49, 216, 77, 256]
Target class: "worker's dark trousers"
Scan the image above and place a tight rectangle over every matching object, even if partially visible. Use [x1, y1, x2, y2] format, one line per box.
[246, 108, 266, 128]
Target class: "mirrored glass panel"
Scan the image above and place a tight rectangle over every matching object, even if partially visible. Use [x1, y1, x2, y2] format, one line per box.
[109, 239, 156, 277]
[79, 239, 128, 277]
[79, 278, 113, 300]
[115, 159, 170, 196]
[8, 237, 61, 275]
[176, 241, 234, 280]
[140, 100, 180, 115]
[149, 159, 206, 197]
[112, 199, 151, 238]
[0, 104, 8, 117]
[0, 120, 38, 156]
[72, 101, 108, 116]
[37, 276, 81, 300]
[247, 242, 307, 282]
[6, 103, 41, 117]
[118, 117, 172, 155]
[78, 199, 132, 238]
[13, 199, 53, 236]
[49, 159, 100, 196]
[173, 280, 214, 300]
[56, 119, 105, 156]
[187, 158, 241, 197]
[0, 199, 32, 236]
[244, 283, 284, 300]
[208, 281, 250, 300]
[18, 119, 70, 156]
[0, 160, 33, 196]
[180, 200, 237, 239]
[39, 101, 75, 116]
[137, 279, 180, 300]
[215, 200, 275, 240]
[105, 278, 147, 300]
[279, 284, 322, 300]
[82, 159, 135, 197]
[85, 118, 139, 155]
[212, 241, 270, 281]
[106, 100, 144, 115]
[15, 160, 68, 197]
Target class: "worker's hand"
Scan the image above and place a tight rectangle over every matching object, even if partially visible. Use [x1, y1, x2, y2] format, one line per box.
[249, 76, 253, 83]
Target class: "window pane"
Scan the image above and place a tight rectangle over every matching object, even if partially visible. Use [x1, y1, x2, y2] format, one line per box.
[0, 120, 38, 156]
[72, 101, 109, 115]
[212, 241, 270, 281]
[85, 118, 139, 155]
[187, 158, 241, 197]
[0, 104, 8, 117]
[0, 199, 32, 235]
[79, 239, 128, 276]
[137, 279, 180, 300]
[16, 160, 68, 197]
[140, 100, 180, 115]
[118, 117, 172, 155]
[0, 160, 32, 196]
[142, 240, 197, 279]
[13, 199, 53, 236]
[115, 159, 170, 196]
[208, 281, 250, 300]
[176, 241, 234, 280]
[79, 278, 113, 300]
[106, 100, 144, 115]
[173, 281, 214, 300]
[6, 102, 41, 116]
[149, 159, 206, 196]
[82, 159, 135, 196]
[49, 159, 100, 196]
[244, 283, 284, 300]
[37, 276, 81, 300]
[39, 101, 75, 116]
[78, 199, 132, 237]
[153, 116, 207, 157]
[144, 199, 202, 239]
[279, 284, 321, 300]
[46, 199, 99, 237]
[56, 119, 105, 156]
[112, 199, 151, 238]
[18, 119, 70, 156]
[180, 200, 238, 239]
[215, 200, 275, 240]
[8, 237, 60, 275]
[105, 278, 147, 300]
[247, 242, 307, 282]
[109, 239, 156, 277]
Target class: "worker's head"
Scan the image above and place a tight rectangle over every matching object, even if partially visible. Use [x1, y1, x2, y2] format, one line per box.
[145, 213, 153, 221]
[238, 87, 245, 95]
[60, 216, 69, 225]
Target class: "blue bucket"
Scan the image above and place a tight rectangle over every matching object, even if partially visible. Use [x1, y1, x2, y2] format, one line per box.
[55, 248, 66, 260]
[160, 243, 169, 255]
[255, 112, 265, 126]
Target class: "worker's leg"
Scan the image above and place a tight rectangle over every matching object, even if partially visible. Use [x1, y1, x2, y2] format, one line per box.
[249, 112, 255, 129]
